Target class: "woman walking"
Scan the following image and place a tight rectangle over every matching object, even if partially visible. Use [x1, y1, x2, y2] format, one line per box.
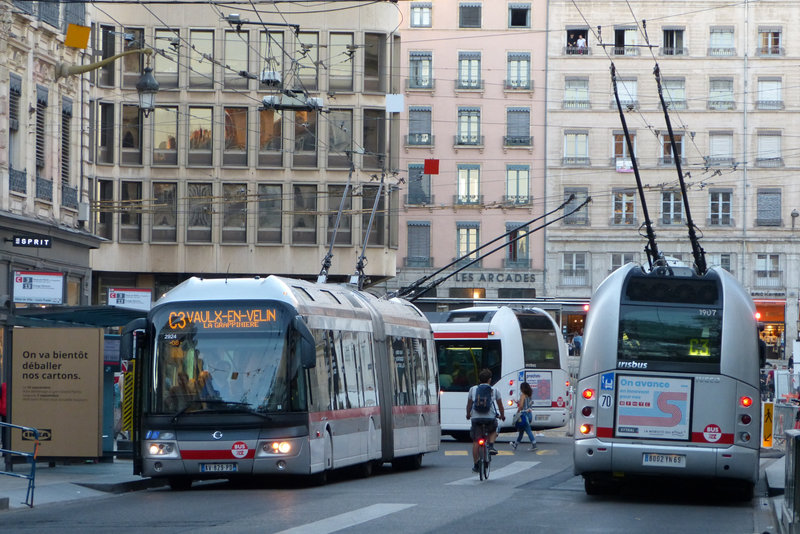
[511, 381, 537, 451]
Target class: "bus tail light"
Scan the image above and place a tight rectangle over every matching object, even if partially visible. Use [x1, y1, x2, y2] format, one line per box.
[739, 396, 753, 408]
[581, 406, 593, 417]
[565, 380, 570, 388]
[509, 379, 515, 386]
[579, 424, 593, 435]
[507, 400, 514, 407]
[582, 388, 595, 400]
[740, 432, 751, 442]
[740, 414, 752, 425]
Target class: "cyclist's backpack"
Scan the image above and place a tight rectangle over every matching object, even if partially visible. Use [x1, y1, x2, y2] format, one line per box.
[473, 384, 494, 414]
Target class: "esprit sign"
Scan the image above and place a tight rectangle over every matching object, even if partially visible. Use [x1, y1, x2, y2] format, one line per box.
[12, 235, 52, 248]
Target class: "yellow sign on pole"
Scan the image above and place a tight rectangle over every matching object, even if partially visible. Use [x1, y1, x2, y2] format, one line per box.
[65, 24, 91, 49]
[763, 402, 774, 448]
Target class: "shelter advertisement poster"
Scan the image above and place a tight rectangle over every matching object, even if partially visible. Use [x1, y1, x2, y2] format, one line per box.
[523, 370, 552, 407]
[11, 328, 103, 457]
[614, 375, 692, 440]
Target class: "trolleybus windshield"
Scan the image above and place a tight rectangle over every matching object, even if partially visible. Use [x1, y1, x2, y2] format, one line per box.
[150, 302, 305, 416]
[617, 304, 722, 370]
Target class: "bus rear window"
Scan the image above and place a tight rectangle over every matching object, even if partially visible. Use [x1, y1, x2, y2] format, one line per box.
[436, 340, 501, 392]
[617, 304, 722, 370]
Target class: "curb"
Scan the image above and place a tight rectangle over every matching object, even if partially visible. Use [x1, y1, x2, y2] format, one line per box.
[76, 477, 168, 494]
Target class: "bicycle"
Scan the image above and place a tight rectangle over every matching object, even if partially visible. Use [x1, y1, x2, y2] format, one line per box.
[473, 418, 496, 480]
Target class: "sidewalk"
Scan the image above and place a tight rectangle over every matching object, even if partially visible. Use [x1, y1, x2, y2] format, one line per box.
[0, 457, 165, 511]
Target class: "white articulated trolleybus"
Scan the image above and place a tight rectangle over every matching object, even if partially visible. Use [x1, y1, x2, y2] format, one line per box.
[122, 276, 439, 489]
[432, 306, 570, 440]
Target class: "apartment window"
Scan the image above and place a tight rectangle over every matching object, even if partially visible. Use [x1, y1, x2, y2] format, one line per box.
[293, 184, 317, 244]
[153, 106, 178, 165]
[260, 31, 284, 90]
[326, 184, 352, 246]
[296, 32, 319, 91]
[613, 131, 634, 172]
[565, 28, 589, 55]
[188, 106, 213, 166]
[120, 181, 142, 242]
[327, 109, 353, 168]
[407, 222, 431, 267]
[60, 98, 72, 186]
[506, 52, 530, 89]
[95, 179, 113, 239]
[756, 189, 781, 226]
[97, 102, 114, 164]
[362, 185, 385, 245]
[709, 27, 735, 56]
[223, 107, 248, 167]
[9, 73, 22, 176]
[505, 108, 530, 146]
[152, 182, 177, 242]
[755, 254, 780, 286]
[709, 190, 732, 226]
[257, 184, 282, 243]
[408, 106, 432, 146]
[615, 78, 638, 108]
[457, 52, 481, 89]
[508, 3, 530, 28]
[407, 164, 431, 205]
[613, 190, 636, 225]
[409, 51, 433, 89]
[662, 28, 686, 55]
[757, 78, 783, 110]
[757, 132, 782, 167]
[564, 187, 589, 225]
[224, 30, 249, 89]
[506, 222, 529, 266]
[457, 107, 481, 145]
[410, 3, 432, 28]
[186, 182, 212, 242]
[564, 77, 589, 109]
[611, 252, 635, 271]
[614, 27, 638, 56]
[364, 33, 386, 93]
[154, 29, 179, 89]
[708, 78, 734, 110]
[456, 222, 480, 262]
[758, 27, 782, 56]
[35, 85, 47, 171]
[563, 131, 589, 165]
[98, 25, 116, 86]
[222, 183, 247, 243]
[663, 78, 686, 110]
[189, 30, 214, 88]
[708, 132, 734, 165]
[459, 3, 481, 28]
[562, 253, 587, 286]
[363, 109, 385, 169]
[661, 191, 683, 225]
[258, 108, 282, 167]
[122, 28, 144, 88]
[120, 104, 142, 165]
[457, 165, 480, 204]
[293, 110, 318, 167]
[660, 133, 684, 164]
[506, 165, 529, 205]
[329, 33, 354, 92]
[712, 253, 733, 273]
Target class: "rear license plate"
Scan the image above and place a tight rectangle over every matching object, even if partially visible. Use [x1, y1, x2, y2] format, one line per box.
[200, 463, 237, 473]
[642, 453, 685, 468]
[534, 415, 549, 422]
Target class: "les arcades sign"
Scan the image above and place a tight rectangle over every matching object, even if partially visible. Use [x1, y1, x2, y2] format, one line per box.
[11, 234, 52, 248]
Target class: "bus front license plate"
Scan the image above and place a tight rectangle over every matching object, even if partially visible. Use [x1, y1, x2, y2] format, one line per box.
[642, 453, 685, 468]
[200, 463, 237, 473]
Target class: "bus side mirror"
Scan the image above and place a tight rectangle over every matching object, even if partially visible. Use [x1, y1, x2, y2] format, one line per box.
[121, 318, 148, 360]
[293, 315, 316, 369]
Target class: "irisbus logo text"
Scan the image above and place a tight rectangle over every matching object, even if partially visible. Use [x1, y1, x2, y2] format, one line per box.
[617, 361, 648, 370]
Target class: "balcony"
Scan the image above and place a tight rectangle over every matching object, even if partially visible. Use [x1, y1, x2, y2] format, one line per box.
[455, 80, 484, 91]
[661, 47, 688, 56]
[405, 133, 434, 147]
[454, 194, 483, 206]
[504, 136, 532, 147]
[406, 78, 435, 91]
[757, 46, 784, 57]
[36, 174, 52, 202]
[664, 100, 687, 110]
[660, 156, 688, 166]
[502, 195, 530, 206]
[62, 184, 79, 210]
[504, 79, 533, 91]
[757, 100, 784, 110]
[9, 168, 26, 194]
[453, 257, 481, 268]
[611, 100, 639, 110]
[404, 194, 434, 206]
[708, 47, 736, 57]
[454, 135, 484, 148]
[756, 157, 784, 168]
[612, 46, 640, 56]
[708, 100, 735, 110]
[560, 269, 588, 286]
[564, 46, 591, 56]
[562, 99, 591, 110]
[562, 156, 590, 166]
[706, 156, 734, 167]
[504, 258, 531, 269]
[753, 270, 783, 288]
[404, 256, 432, 268]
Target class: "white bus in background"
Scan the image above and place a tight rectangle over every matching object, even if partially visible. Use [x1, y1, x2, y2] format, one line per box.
[431, 306, 570, 440]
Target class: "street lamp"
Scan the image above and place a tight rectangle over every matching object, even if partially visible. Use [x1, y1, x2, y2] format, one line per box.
[136, 66, 159, 117]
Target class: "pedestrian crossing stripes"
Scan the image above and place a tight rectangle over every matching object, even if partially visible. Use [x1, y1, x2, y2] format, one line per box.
[446, 461, 540, 485]
[274, 503, 416, 534]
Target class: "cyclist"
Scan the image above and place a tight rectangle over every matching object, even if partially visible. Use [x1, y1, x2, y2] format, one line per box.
[466, 368, 505, 473]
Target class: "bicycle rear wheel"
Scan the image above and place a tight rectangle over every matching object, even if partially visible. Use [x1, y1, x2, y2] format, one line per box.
[482, 446, 490, 479]
[478, 446, 486, 481]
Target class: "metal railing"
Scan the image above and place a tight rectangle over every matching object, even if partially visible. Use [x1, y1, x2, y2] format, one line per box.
[0, 422, 40, 507]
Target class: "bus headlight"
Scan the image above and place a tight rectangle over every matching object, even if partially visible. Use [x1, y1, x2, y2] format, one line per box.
[257, 440, 296, 457]
[146, 442, 179, 458]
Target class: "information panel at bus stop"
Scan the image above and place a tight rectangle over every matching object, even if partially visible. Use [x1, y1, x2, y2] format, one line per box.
[11, 328, 104, 457]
